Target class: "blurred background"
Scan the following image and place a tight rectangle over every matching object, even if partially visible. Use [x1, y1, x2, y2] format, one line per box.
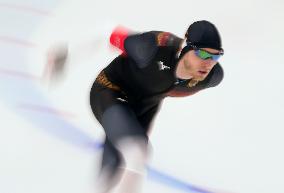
[0, 0, 284, 193]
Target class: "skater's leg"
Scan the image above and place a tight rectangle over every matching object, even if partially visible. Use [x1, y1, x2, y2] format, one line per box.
[112, 137, 148, 193]
[95, 137, 124, 193]
[90, 82, 161, 193]
[100, 104, 149, 193]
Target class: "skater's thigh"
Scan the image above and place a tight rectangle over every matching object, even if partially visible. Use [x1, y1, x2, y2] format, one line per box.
[90, 83, 147, 145]
[101, 103, 148, 145]
[90, 82, 123, 123]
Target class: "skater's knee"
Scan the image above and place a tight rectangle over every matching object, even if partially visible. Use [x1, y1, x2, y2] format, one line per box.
[116, 136, 149, 174]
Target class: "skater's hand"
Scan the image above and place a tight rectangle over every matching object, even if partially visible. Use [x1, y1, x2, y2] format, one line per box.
[42, 42, 69, 85]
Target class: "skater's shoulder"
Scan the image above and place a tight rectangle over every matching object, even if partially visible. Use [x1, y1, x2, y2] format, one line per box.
[147, 31, 183, 47]
[205, 63, 224, 88]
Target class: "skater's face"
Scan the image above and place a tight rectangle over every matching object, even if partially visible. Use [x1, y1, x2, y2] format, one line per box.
[182, 48, 221, 81]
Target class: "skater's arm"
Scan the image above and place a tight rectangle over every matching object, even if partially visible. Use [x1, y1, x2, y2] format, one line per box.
[123, 32, 158, 67]
[109, 26, 157, 66]
[125, 31, 183, 67]
[110, 27, 183, 68]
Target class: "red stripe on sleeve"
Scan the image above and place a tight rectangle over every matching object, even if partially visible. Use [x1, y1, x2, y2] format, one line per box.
[109, 26, 130, 54]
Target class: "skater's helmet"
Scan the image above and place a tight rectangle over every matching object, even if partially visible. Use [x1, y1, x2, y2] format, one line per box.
[179, 20, 223, 58]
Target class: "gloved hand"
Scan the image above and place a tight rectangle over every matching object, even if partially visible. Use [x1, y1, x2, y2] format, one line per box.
[42, 42, 69, 85]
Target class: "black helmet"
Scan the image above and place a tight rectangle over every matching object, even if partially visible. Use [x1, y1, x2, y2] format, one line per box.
[179, 20, 223, 58]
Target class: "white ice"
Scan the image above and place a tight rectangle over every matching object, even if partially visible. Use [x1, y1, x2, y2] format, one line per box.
[1, 1, 284, 193]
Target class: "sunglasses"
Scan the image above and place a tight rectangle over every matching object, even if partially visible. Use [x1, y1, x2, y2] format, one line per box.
[194, 49, 224, 62]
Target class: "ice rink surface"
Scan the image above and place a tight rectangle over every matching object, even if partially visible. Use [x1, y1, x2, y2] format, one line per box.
[1, 1, 284, 193]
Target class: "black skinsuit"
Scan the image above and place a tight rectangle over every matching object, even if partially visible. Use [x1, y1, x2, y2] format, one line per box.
[89, 31, 224, 179]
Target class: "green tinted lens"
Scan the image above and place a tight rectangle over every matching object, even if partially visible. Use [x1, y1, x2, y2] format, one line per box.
[198, 49, 212, 59]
